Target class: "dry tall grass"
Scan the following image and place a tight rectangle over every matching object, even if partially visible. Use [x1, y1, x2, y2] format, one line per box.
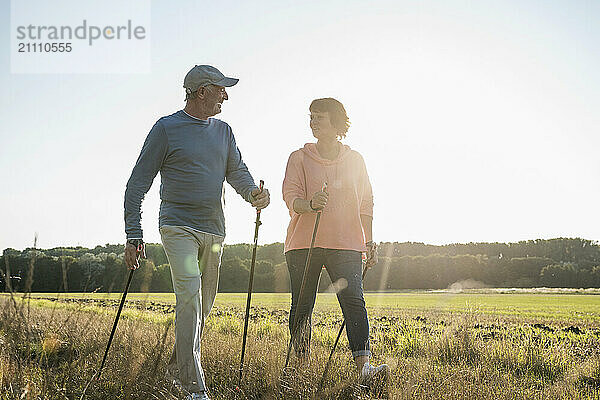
[2, 293, 600, 399]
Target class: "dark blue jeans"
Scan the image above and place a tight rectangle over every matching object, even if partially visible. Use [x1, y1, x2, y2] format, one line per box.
[285, 248, 370, 359]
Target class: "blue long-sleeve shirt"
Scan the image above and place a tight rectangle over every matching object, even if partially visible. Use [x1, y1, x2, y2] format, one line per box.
[124, 110, 257, 239]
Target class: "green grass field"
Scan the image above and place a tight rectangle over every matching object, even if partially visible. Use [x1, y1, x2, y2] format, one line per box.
[2, 291, 600, 399]
[15, 290, 600, 324]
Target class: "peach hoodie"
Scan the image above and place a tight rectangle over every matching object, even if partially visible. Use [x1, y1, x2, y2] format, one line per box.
[282, 142, 373, 253]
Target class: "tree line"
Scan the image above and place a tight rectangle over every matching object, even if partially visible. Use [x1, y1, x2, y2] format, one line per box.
[1, 238, 599, 293]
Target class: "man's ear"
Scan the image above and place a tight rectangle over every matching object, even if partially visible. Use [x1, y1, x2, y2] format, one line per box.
[196, 86, 206, 99]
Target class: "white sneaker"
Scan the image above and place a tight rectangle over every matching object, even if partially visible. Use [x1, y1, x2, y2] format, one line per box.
[359, 362, 389, 386]
[186, 392, 210, 400]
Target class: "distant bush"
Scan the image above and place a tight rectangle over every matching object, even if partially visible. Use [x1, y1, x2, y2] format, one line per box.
[540, 263, 600, 288]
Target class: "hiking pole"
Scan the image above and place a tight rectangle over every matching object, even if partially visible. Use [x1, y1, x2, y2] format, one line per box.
[284, 183, 327, 370]
[316, 257, 370, 397]
[238, 180, 264, 383]
[80, 243, 145, 399]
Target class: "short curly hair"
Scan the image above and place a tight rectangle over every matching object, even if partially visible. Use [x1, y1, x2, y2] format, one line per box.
[309, 98, 350, 139]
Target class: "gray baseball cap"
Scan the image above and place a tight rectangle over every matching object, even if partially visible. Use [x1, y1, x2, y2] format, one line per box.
[183, 65, 239, 93]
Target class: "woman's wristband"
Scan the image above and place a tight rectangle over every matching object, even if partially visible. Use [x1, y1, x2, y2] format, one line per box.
[309, 199, 319, 212]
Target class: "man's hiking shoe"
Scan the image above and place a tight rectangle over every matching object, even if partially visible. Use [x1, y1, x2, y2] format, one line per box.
[165, 369, 208, 399]
[359, 362, 389, 387]
[165, 370, 188, 396]
[186, 392, 210, 400]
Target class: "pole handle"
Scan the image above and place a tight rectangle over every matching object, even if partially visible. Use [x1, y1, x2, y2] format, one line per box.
[256, 180, 264, 216]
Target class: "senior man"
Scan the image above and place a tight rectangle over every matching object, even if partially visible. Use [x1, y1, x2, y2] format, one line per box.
[124, 65, 270, 400]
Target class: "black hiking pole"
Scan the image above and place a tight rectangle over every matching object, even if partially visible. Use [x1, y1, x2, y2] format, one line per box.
[284, 183, 327, 370]
[238, 180, 264, 383]
[316, 257, 370, 397]
[80, 243, 145, 399]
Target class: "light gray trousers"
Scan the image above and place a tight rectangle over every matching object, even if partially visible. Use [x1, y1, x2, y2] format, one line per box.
[159, 225, 224, 394]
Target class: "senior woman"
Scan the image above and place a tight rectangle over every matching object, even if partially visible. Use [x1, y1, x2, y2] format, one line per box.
[282, 97, 388, 383]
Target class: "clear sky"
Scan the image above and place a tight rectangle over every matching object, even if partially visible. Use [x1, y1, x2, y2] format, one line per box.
[1, 0, 599, 251]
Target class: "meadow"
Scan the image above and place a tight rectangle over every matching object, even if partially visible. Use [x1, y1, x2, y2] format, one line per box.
[2, 291, 600, 399]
